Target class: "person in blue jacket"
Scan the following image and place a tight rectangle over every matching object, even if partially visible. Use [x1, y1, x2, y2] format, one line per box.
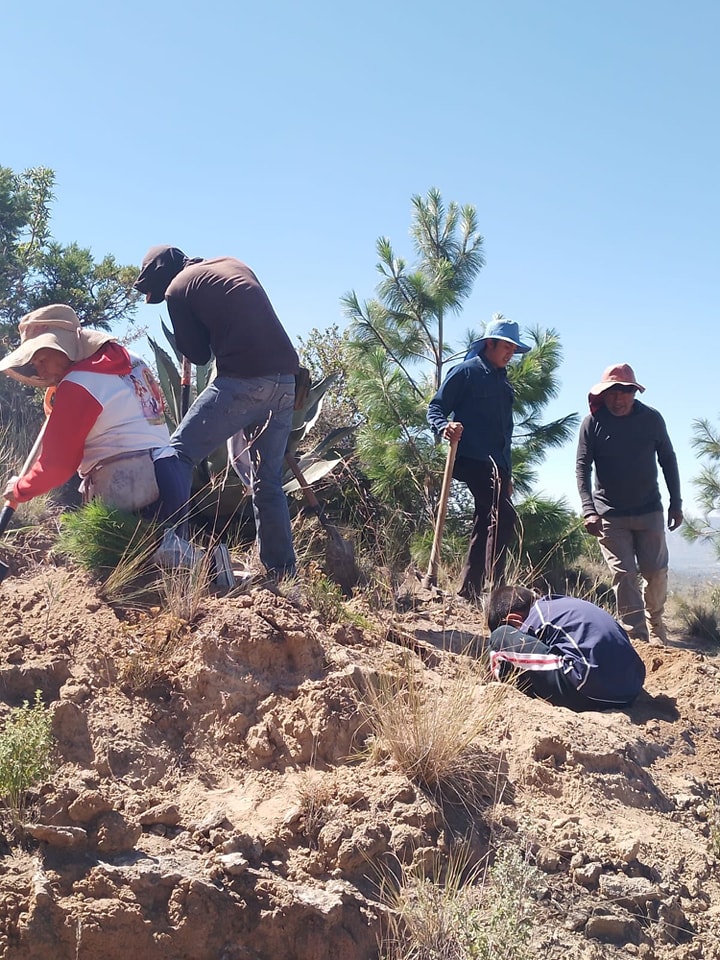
[486, 585, 646, 710]
[427, 318, 530, 600]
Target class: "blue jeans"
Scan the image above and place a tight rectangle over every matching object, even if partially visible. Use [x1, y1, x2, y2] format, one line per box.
[169, 374, 297, 576]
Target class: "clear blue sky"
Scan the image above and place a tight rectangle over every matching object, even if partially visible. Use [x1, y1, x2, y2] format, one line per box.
[4, 0, 719, 517]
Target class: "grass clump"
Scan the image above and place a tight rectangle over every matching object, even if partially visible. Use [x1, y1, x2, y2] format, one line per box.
[118, 628, 177, 695]
[57, 500, 157, 574]
[302, 564, 371, 627]
[158, 542, 214, 623]
[675, 586, 720, 644]
[295, 771, 338, 848]
[361, 654, 507, 809]
[56, 500, 162, 605]
[380, 845, 542, 960]
[0, 691, 55, 833]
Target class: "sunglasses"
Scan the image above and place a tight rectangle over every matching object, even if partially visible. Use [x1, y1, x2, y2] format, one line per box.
[606, 384, 637, 394]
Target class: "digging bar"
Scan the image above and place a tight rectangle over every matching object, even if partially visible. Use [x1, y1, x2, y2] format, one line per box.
[284, 454, 359, 592]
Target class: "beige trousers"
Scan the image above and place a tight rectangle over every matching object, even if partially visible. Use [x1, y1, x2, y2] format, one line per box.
[598, 511, 668, 642]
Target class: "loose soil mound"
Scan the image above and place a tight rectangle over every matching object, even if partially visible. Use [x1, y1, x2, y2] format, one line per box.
[0, 535, 718, 960]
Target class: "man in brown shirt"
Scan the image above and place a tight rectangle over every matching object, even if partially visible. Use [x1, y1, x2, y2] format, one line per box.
[135, 246, 299, 579]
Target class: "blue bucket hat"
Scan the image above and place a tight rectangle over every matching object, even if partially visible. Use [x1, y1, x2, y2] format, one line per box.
[465, 319, 531, 361]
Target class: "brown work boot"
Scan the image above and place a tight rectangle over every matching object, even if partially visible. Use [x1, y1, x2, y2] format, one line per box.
[647, 618, 668, 647]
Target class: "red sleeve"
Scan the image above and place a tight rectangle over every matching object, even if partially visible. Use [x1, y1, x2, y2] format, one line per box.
[13, 381, 102, 502]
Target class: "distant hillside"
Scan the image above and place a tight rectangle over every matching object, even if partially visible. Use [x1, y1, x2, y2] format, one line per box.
[668, 531, 719, 583]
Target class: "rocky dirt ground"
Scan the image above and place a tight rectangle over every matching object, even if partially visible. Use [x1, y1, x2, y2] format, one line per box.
[0, 524, 719, 960]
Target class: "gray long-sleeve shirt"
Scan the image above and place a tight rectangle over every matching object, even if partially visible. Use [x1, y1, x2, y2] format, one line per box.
[575, 401, 682, 517]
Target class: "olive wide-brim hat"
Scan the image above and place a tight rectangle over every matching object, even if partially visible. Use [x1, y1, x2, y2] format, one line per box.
[0, 304, 114, 387]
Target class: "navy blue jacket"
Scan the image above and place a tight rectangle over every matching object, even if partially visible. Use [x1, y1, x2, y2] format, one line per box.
[427, 351, 514, 472]
[523, 595, 645, 705]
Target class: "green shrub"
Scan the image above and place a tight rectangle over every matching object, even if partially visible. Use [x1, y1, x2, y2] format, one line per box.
[56, 500, 157, 574]
[0, 691, 55, 830]
[380, 845, 542, 960]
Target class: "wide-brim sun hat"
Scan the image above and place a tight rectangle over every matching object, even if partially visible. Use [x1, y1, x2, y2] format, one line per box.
[589, 363, 645, 398]
[0, 304, 115, 387]
[465, 318, 531, 360]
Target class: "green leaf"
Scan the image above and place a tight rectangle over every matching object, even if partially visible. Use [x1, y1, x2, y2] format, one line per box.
[147, 336, 182, 427]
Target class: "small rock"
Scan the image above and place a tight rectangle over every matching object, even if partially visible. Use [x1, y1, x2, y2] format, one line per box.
[139, 803, 181, 827]
[68, 791, 113, 824]
[574, 862, 602, 888]
[585, 913, 641, 944]
[535, 847, 562, 873]
[92, 811, 141, 854]
[618, 839, 641, 863]
[217, 853, 249, 876]
[25, 823, 87, 849]
[598, 874, 660, 908]
[564, 911, 589, 931]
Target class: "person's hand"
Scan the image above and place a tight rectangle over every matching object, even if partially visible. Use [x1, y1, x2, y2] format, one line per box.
[443, 421, 463, 443]
[583, 514, 603, 537]
[668, 507, 683, 531]
[3, 476, 19, 502]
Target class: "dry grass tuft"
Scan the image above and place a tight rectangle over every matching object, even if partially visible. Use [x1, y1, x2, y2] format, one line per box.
[157, 543, 214, 623]
[117, 616, 187, 694]
[361, 653, 509, 810]
[295, 771, 338, 848]
[673, 585, 720, 644]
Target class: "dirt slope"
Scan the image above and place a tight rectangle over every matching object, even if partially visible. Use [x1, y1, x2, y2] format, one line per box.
[0, 540, 719, 960]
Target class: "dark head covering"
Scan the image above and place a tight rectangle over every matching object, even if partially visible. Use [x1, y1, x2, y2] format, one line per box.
[134, 245, 194, 304]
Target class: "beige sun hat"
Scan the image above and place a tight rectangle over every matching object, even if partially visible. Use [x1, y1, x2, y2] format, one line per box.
[0, 304, 115, 387]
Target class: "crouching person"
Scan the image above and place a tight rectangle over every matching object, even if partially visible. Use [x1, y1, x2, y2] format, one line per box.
[0, 304, 186, 526]
[486, 585, 646, 711]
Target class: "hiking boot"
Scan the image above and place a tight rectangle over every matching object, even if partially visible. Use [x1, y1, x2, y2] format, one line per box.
[648, 619, 668, 646]
[153, 530, 206, 569]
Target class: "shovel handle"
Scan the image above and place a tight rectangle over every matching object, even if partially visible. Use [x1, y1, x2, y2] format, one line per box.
[1, 387, 54, 533]
[0, 503, 17, 538]
[284, 454, 322, 512]
[423, 438, 458, 588]
[180, 357, 191, 418]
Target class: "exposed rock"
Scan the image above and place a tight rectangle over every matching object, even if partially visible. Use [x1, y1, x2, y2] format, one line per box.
[585, 912, 641, 944]
[25, 823, 87, 849]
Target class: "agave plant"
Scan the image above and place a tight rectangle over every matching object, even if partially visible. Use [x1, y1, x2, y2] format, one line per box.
[147, 324, 354, 525]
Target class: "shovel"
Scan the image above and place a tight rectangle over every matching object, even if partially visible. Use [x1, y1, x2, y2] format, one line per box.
[284, 454, 359, 594]
[0, 393, 54, 582]
[422, 438, 458, 589]
[180, 356, 191, 419]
